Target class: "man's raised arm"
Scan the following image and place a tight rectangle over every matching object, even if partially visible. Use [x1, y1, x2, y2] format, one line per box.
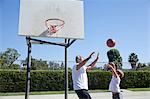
[76, 52, 95, 70]
[87, 53, 99, 71]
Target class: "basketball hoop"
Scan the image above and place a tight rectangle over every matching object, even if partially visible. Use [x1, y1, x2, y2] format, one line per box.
[45, 18, 65, 34]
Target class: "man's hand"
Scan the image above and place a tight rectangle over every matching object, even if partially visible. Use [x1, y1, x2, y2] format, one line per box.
[76, 52, 95, 70]
[86, 52, 99, 71]
[96, 53, 99, 60]
[89, 52, 95, 59]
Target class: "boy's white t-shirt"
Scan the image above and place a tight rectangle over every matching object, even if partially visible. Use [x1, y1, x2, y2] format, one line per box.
[109, 76, 121, 93]
[72, 65, 88, 90]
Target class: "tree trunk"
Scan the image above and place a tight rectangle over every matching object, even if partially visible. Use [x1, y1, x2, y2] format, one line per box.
[131, 63, 136, 70]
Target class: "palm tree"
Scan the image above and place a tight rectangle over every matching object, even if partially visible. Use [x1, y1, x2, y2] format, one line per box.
[128, 53, 139, 70]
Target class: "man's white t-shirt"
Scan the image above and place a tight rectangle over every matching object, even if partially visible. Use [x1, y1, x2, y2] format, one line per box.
[109, 76, 121, 93]
[72, 65, 88, 90]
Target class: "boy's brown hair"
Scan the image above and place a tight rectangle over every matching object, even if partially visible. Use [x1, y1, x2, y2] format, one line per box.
[117, 69, 124, 78]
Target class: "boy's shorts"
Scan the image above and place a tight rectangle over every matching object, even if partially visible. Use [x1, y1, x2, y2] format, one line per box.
[112, 92, 123, 99]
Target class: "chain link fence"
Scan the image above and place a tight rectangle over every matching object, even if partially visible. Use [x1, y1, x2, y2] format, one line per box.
[10, 60, 132, 70]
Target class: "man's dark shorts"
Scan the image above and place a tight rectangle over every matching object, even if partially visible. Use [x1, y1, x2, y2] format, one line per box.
[75, 89, 91, 99]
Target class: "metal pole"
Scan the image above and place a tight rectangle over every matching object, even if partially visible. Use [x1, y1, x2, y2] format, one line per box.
[25, 37, 32, 99]
[65, 39, 68, 99]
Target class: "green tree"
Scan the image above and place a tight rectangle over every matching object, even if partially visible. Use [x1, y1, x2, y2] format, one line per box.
[49, 61, 61, 70]
[148, 62, 150, 67]
[60, 62, 65, 69]
[107, 48, 123, 69]
[0, 48, 20, 68]
[128, 53, 139, 70]
[31, 58, 49, 70]
[137, 62, 150, 70]
[10, 64, 20, 69]
[0, 52, 2, 68]
[22, 58, 49, 70]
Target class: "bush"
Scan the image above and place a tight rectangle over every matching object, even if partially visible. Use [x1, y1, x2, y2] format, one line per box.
[88, 70, 111, 89]
[0, 70, 150, 92]
[0, 64, 20, 70]
[0, 70, 73, 92]
[0, 70, 26, 92]
[121, 71, 150, 88]
[31, 70, 73, 91]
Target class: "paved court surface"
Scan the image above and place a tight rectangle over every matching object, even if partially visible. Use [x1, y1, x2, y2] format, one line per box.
[0, 90, 150, 99]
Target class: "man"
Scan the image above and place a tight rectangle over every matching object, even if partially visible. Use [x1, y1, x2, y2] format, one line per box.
[72, 52, 99, 99]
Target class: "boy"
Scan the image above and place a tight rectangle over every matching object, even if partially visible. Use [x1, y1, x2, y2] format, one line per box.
[107, 62, 124, 99]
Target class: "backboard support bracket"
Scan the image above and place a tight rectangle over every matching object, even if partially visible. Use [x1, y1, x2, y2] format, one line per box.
[25, 36, 76, 99]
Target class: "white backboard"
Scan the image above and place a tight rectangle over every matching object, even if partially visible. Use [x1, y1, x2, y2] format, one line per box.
[18, 0, 84, 39]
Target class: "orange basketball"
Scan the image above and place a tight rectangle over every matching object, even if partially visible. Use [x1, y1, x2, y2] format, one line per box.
[106, 39, 116, 47]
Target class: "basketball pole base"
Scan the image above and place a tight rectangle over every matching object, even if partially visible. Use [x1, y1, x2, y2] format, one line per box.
[25, 37, 76, 99]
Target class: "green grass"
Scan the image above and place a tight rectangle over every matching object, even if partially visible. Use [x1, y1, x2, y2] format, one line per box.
[0, 90, 109, 96]
[0, 91, 65, 96]
[0, 92, 25, 96]
[127, 88, 150, 91]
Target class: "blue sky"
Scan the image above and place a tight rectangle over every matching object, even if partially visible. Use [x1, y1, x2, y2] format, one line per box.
[0, 0, 150, 69]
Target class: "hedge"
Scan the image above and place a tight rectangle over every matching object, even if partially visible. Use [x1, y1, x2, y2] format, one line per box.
[0, 70, 150, 92]
[121, 71, 150, 88]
